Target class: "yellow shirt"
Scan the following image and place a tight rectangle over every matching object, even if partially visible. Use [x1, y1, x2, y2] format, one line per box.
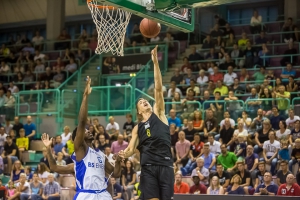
[277, 91, 290, 110]
[66, 140, 75, 155]
[214, 86, 228, 96]
[16, 137, 29, 150]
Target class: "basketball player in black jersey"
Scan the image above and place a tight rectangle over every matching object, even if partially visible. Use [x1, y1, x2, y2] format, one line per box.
[119, 45, 174, 200]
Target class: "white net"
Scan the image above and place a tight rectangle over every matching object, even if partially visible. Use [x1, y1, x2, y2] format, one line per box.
[87, 0, 132, 56]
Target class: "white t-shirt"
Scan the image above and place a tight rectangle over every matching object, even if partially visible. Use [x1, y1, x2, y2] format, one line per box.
[16, 181, 31, 195]
[286, 116, 300, 128]
[32, 36, 44, 45]
[197, 76, 208, 85]
[206, 141, 221, 155]
[34, 54, 46, 62]
[0, 133, 7, 146]
[263, 140, 280, 157]
[250, 16, 262, 26]
[276, 129, 291, 140]
[167, 88, 182, 98]
[233, 129, 248, 137]
[243, 118, 252, 130]
[8, 86, 19, 93]
[61, 132, 72, 145]
[106, 122, 120, 131]
[223, 72, 237, 86]
[220, 118, 235, 128]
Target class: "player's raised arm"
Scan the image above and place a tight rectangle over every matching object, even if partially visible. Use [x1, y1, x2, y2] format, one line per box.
[105, 154, 122, 178]
[119, 125, 139, 159]
[152, 46, 167, 124]
[41, 133, 74, 174]
[74, 76, 92, 161]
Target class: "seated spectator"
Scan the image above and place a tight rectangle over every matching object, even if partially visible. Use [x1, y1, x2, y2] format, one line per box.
[277, 174, 300, 196]
[42, 173, 61, 200]
[163, 32, 174, 50]
[258, 43, 270, 66]
[210, 24, 223, 46]
[65, 58, 77, 74]
[281, 63, 296, 83]
[254, 171, 278, 196]
[104, 147, 114, 163]
[34, 58, 45, 73]
[174, 173, 190, 194]
[209, 66, 224, 83]
[111, 134, 128, 154]
[250, 10, 264, 34]
[183, 121, 197, 142]
[0, 60, 10, 73]
[219, 118, 235, 147]
[197, 70, 208, 86]
[167, 81, 182, 98]
[254, 162, 268, 189]
[225, 174, 245, 195]
[10, 160, 24, 184]
[200, 90, 214, 111]
[191, 157, 209, 185]
[181, 90, 197, 119]
[180, 133, 204, 175]
[175, 131, 190, 167]
[108, 57, 120, 74]
[122, 160, 136, 200]
[186, 79, 200, 96]
[201, 109, 218, 140]
[219, 53, 236, 70]
[235, 161, 252, 194]
[262, 130, 280, 175]
[253, 118, 272, 154]
[202, 35, 215, 49]
[226, 33, 236, 47]
[220, 112, 235, 130]
[52, 68, 65, 87]
[181, 57, 192, 73]
[7, 180, 17, 199]
[147, 82, 167, 97]
[282, 17, 299, 43]
[247, 88, 261, 118]
[106, 116, 120, 136]
[223, 65, 237, 87]
[207, 134, 221, 156]
[231, 43, 244, 68]
[255, 31, 268, 45]
[201, 144, 216, 172]
[280, 41, 298, 66]
[53, 135, 64, 156]
[205, 48, 218, 60]
[277, 160, 291, 185]
[21, 172, 44, 200]
[244, 41, 256, 68]
[214, 80, 228, 96]
[15, 173, 31, 199]
[33, 49, 47, 63]
[212, 164, 230, 189]
[168, 109, 181, 131]
[207, 80, 216, 94]
[286, 76, 298, 100]
[217, 144, 237, 172]
[290, 138, 300, 172]
[238, 32, 249, 50]
[32, 31, 44, 49]
[170, 68, 183, 85]
[0, 44, 10, 57]
[8, 82, 19, 94]
[189, 46, 203, 61]
[234, 134, 247, 158]
[2, 135, 19, 171]
[189, 170, 207, 194]
[110, 177, 122, 200]
[276, 120, 291, 143]
[270, 106, 285, 130]
[192, 110, 204, 131]
[16, 128, 28, 162]
[37, 162, 51, 185]
[150, 35, 160, 43]
[223, 23, 235, 37]
[245, 145, 259, 184]
[172, 92, 183, 115]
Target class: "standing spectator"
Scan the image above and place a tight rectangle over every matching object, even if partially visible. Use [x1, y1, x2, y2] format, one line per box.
[212, 164, 230, 189]
[111, 134, 128, 154]
[276, 160, 292, 185]
[53, 135, 64, 156]
[23, 115, 36, 140]
[207, 176, 225, 194]
[60, 126, 71, 146]
[254, 171, 278, 195]
[191, 157, 210, 185]
[277, 174, 300, 196]
[106, 116, 120, 136]
[217, 144, 237, 172]
[20, 172, 44, 200]
[42, 173, 61, 200]
[174, 173, 189, 194]
[189, 170, 207, 194]
[262, 131, 280, 175]
[122, 160, 136, 200]
[250, 10, 264, 34]
[175, 131, 190, 167]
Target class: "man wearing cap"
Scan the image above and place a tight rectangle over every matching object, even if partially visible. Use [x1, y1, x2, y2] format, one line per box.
[189, 170, 207, 194]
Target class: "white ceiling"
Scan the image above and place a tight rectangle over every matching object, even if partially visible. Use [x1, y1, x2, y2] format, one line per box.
[0, 0, 90, 24]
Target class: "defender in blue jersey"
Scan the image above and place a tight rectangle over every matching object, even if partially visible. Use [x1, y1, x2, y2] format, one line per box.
[119, 46, 174, 200]
[41, 76, 122, 200]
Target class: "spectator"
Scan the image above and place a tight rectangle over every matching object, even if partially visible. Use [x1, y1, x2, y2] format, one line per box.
[223, 23, 235, 37]
[282, 17, 299, 43]
[189, 46, 203, 61]
[214, 80, 228, 96]
[2, 135, 19, 168]
[212, 164, 230, 189]
[0, 60, 10, 73]
[197, 70, 208, 86]
[235, 161, 252, 194]
[106, 116, 120, 136]
[234, 134, 247, 158]
[180, 133, 204, 176]
[207, 176, 225, 195]
[111, 134, 128, 154]
[150, 35, 160, 43]
[37, 163, 50, 185]
[16, 128, 28, 162]
[270, 106, 285, 130]
[175, 131, 190, 167]
[183, 120, 197, 142]
[244, 41, 256, 68]
[104, 147, 114, 163]
[0, 44, 10, 57]
[255, 31, 268, 45]
[254, 171, 278, 196]
[122, 160, 136, 200]
[168, 109, 181, 131]
[21, 172, 44, 200]
[8, 81, 19, 94]
[247, 88, 261, 118]
[210, 24, 223, 46]
[60, 126, 71, 146]
[34, 59, 45, 73]
[218, 118, 234, 146]
[250, 10, 264, 34]
[163, 32, 174, 50]
[33, 49, 47, 63]
[201, 144, 216, 172]
[276, 160, 291, 185]
[110, 177, 122, 200]
[62, 137, 74, 164]
[277, 174, 300, 196]
[281, 63, 296, 83]
[53, 68, 65, 87]
[258, 44, 270, 66]
[238, 32, 249, 50]
[40, 148, 50, 168]
[276, 120, 291, 143]
[217, 144, 237, 172]
[202, 109, 218, 140]
[191, 157, 209, 185]
[289, 138, 300, 171]
[223, 66, 237, 87]
[23, 115, 36, 140]
[245, 145, 259, 184]
[200, 91, 213, 111]
[52, 135, 63, 156]
[262, 130, 280, 175]
[174, 173, 189, 194]
[168, 81, 182, 99]
[219, 54, 236, 70]
[225, 174, 245, 195]
[0, 179, 7, 198]
[209, 66, 224, 83]
[215, 15, 227, 27]
[123, 113, 135, 138]
[286, 76, 298, 100]
[254, 162, 267, 189]
[186, 79, 200, 96]
[206, 133, 221, 156]
[65, 58, 77, 74]
[280, 42, 298, 66]
[226, 33, 236, 47]
[202, 35, 214, 49]
[10, 160, 24, 184]
[42, 173, 61, 200]
[55, 29, 71, 50]
[205, 48, 218, 60]
[231, 44, 244, 68]
[189, 170, 207, 194]
[15, 173, 31, 199]
[170, 68, 183, 85]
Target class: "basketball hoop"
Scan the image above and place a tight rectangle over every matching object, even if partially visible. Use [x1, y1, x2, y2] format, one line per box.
[87, 0, 132, 56]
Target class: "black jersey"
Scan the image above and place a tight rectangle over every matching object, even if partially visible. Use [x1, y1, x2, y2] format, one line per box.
[137, 113, 173, 167]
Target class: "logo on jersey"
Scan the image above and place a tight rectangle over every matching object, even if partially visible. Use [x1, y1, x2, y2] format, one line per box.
[144, 122, 150, 130]
[87, 157, 104, 169]
[281, 189, 286, 194]
[146, 129, 151, 137]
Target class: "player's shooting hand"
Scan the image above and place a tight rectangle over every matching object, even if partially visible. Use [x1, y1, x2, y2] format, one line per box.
[151, 45, 159, 64]
[41, 133, 52, 148]
[84, 76, 92, 96]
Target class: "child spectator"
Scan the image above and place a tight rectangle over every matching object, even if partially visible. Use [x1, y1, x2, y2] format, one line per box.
[0, 179, 7, 198]
[16, 128, 29, 162]
[40, 148, 50, 169]
[25, 166, 33, 182]
[6, 180, 16, 199]
[234, 134, 246, 158]
[278, 140, 290, 161]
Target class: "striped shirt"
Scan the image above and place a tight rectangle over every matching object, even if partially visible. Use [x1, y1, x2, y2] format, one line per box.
[43, 181, 60, 196]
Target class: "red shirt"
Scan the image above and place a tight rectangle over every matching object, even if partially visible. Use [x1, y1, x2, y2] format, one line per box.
[209, 73, 224, 83]
[277, 183, 300, 196]
[189, 184, 207, 194]
[174, 182, 190, 194]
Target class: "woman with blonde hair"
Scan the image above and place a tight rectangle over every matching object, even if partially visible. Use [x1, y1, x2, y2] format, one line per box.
[225, 174, 245, 195]
[207, 176, 224, 194]
[10, 160, 24, 184]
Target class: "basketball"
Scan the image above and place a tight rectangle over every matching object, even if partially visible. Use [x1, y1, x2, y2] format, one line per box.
[140, 18, 161, 38]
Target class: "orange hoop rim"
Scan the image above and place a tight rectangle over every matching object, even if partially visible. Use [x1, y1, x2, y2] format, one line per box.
[87, 0, 115, 9]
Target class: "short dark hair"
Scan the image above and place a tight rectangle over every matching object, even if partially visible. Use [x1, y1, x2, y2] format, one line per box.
[207, 133, 214, 138]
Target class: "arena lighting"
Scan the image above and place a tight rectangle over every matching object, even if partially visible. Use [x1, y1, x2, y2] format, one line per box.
[115, 83, 121, 86]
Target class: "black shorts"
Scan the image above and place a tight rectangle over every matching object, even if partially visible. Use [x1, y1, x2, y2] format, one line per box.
[140, 165, 174, 200]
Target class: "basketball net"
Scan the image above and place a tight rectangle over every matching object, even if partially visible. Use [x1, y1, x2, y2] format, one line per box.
[87, 0, 132, 56]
